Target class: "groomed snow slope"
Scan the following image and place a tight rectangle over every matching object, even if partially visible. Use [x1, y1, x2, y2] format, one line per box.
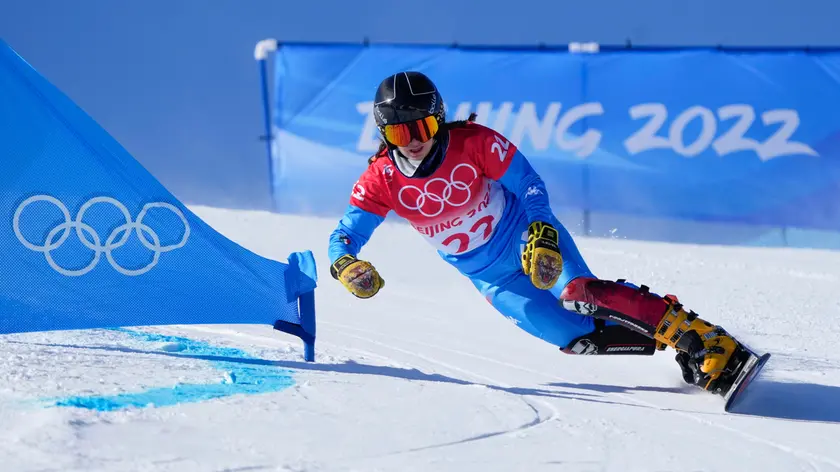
[2, 206, 839, 472]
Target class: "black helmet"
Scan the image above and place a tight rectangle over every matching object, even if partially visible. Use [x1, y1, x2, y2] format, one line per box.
[373, 71, 445, 128]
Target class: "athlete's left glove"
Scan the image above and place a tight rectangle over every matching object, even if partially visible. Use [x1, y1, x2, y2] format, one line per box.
[330, 254, 385, 299]
[522, 221, 563, 290]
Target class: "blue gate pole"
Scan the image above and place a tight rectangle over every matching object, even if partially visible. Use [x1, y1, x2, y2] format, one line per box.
[255, 39, 279, 211]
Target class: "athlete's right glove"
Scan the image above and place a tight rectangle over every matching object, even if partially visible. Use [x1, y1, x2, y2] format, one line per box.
[330, 254, 385, 299]
[522, 221, 564, 290]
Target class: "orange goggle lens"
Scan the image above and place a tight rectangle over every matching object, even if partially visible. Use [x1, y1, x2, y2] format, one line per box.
[382, 115, 440, 147]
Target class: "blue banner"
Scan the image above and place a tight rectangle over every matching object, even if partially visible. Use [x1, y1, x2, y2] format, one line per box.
[270, 44, 840, 244]
[0, 40, 317, 359]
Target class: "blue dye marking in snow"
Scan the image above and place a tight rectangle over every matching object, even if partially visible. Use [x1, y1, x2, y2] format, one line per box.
[49, 328, 294, 411]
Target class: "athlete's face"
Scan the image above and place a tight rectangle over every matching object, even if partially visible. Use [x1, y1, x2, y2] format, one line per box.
[398, 138, 435, 160]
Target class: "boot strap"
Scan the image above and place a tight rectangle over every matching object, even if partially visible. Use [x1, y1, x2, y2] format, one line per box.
[654, 303, 696, 348]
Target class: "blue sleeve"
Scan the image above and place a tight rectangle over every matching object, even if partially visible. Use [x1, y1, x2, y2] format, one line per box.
[328, 204, 386, 264]
[497, 150, 554, 224]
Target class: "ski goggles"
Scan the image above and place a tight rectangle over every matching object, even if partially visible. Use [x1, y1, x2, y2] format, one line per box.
[380, 115, 440, 147]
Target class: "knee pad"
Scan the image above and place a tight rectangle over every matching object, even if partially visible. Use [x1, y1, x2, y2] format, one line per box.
[560, 277, 670, 337]
[562, 320, 657, 356]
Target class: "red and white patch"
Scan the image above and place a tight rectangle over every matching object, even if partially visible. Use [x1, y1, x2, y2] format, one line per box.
[388, 160, 505, 255]
[348, 123, 517, 255]
[396, 163, 477, 218]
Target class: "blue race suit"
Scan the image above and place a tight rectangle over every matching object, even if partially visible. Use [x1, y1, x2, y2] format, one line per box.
[329, 122, 599, 349]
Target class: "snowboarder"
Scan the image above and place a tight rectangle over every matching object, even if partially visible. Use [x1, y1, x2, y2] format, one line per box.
[328, 71, 747, 395]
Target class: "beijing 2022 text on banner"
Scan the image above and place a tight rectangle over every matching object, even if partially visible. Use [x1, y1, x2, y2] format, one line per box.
[270, 44, 840, 246]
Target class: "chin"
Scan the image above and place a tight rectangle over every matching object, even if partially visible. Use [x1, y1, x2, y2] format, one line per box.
[400, 140, 435, 160]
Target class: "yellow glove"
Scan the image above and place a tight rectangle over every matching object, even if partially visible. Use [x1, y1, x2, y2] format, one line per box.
[330, 255, 385, 299]
[522, 221, 564, 290]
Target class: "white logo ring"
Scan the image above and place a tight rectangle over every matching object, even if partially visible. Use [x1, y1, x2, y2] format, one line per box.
[13, 195, 190, 277]
[398, 163, 478, 217]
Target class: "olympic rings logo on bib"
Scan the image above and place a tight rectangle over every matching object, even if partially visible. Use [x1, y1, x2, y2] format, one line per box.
[397, 163, 478, 218]
[13, 195, 190, 277]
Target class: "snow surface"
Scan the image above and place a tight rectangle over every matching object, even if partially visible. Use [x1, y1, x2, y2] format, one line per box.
[2, 206, 840, 472]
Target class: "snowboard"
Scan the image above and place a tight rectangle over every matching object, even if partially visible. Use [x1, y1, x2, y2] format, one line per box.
[559, 297, 771, 412]
[720, 347, 772, 413]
